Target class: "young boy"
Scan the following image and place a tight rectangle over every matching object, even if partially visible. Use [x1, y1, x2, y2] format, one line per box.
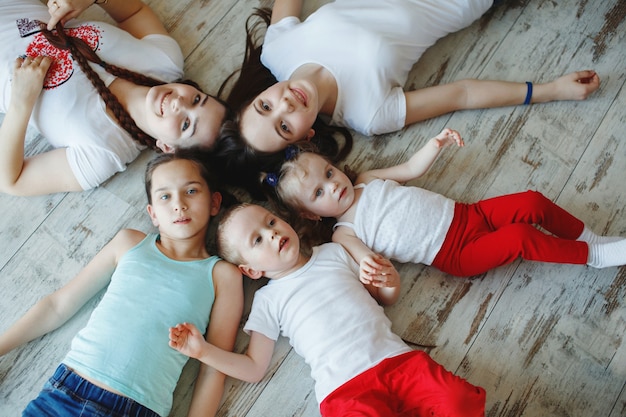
[169, 203, 486, 416]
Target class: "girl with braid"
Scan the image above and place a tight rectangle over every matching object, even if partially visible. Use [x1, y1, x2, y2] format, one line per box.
[0, 0, 229, 196]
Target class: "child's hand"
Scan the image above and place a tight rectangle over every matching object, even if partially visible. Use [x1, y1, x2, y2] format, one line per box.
[360, 254, 400, 288]
[551, 70, 600, 101]
[432, 128, 463, 149]
[10, 56, 52, 111]
[169, 322, 205, 359]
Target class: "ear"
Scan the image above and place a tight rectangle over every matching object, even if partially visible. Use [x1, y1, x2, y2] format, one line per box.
[210, 191, 222, 217]
[156, 140, 175, 153]
[238, 264, 264, 280]
[305, 128, 315, 141]
[146, 204, 159, 227]
[301, 211, 321, 221]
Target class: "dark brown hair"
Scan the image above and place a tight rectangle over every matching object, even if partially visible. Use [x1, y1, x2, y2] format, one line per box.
[213, 8, 353, 199]
[144, 148, 220, 204]
[41, 22, 227, 150]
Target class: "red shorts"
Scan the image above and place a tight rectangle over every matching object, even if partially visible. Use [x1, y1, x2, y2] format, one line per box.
[319, 351, 485, 417]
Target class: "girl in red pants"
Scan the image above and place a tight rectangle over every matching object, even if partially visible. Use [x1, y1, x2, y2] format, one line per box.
[263, 128, 625, 284]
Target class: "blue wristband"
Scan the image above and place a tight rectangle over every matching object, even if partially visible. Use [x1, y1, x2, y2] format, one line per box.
[523, 81, 533, 105]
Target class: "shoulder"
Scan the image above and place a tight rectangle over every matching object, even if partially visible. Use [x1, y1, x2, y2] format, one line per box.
[316, 242, 360, 274]
[212, 260, 243, 290]
[317, 242, 349, 261]
[355, 172, 380, 185]
[111, 229, 146, 252]
[266, 16, 301, 41]
[93, 229, 146, 265]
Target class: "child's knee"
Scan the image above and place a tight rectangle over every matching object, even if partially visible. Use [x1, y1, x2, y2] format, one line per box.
[506, 223, 539, 243]
[427, 377, 486, 417]
[520, 190, 551, 210]
[417, 352, 486, 417]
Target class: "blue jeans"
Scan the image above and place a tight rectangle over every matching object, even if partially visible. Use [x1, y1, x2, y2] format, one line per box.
[23, 364, 160, 417]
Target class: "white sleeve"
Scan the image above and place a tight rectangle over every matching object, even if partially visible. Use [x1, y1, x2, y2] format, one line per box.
[264, 16, 300, 44]
[243, 292, 281, 341]
[366, 86, 406, 136]
[66, 145, 134, 190]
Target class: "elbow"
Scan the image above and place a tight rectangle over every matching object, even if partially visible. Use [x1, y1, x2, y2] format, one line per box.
[0, 174, 45, 197]
[450, 79, 473, 109]
[377, 289, 400, 307]
[0, 178, 23, 196]
[379, 297, 399, 307]
[246, 375, 264, 384]
[242, 358, 270, 383]
[244, 367, 267, 383]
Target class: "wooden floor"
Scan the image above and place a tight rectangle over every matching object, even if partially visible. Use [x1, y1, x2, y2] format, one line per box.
[1, 0, 626, 416]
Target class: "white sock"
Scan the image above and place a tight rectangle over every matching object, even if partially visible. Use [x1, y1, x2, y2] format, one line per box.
[577, 226, 623, 245]
[587, 239, 626, 268]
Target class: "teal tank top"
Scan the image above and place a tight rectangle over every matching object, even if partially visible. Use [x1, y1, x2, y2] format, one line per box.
[63, 234, 218, 416]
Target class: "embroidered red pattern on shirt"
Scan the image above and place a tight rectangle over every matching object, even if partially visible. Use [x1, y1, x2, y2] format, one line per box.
[22, 24, 101, 89]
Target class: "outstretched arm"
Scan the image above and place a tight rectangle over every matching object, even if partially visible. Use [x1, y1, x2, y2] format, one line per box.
[333, 227, 400, 306]
[47, 0, 169, 38]
[187, 262, 244, 417]
[170, 324, 275, 383]
[404, 70, 600, 127]
[0, 229, 142, 356]
[270, 0, 304, 24]
[358, 128, 463, 185]
[0, 56, 82, 196]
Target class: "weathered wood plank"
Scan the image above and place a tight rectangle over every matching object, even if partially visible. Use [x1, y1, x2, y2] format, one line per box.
[1, 0, 624, 416]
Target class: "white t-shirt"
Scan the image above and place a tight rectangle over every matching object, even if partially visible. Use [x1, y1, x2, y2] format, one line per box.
[244, 243, 411, 403]
[261, 0, 493, 135]
[335, 179, 455, 265]
[0, 0, 184, 189]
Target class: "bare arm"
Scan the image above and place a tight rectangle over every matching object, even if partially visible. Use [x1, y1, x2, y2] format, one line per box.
[47, 0, 169, 38]
[0, 56, 82, 196]
[170, 324, 275, 384]
[358, 128, 463, 185]
[404, 71, 600, 127]
[0, 229, 143, 356]
[187, 262, 244, 417]
[332, 228, 400, 306]
[270, 0, 304, 24]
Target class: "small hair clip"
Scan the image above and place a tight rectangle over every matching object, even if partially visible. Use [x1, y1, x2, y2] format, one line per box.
[265, 173, 279, 187]
[285, 145, 298, 160]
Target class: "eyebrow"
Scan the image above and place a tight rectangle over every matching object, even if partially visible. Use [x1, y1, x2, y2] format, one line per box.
[152, 180, 203, 194]
[190, 95, 209, 138]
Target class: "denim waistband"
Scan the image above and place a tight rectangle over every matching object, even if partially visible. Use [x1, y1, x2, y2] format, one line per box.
[52, 364, 159, 417]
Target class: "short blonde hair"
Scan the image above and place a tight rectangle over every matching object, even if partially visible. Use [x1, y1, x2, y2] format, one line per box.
[276, 157, 310, 211]
[216, 203, 251, 265]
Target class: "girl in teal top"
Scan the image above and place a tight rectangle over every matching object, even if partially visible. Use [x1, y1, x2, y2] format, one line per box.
[0, 151, 243, 417]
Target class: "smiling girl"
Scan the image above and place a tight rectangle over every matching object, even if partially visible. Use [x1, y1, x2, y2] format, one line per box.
[0, 0, 228, 196]
[212, 0, 599, 189]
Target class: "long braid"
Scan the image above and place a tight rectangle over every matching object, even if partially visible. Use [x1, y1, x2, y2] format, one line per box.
[41, 22, 160, 149]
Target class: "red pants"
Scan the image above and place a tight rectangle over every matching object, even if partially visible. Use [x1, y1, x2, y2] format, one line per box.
[431, 190, 588, 277]
[320, 351, 485, 417]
